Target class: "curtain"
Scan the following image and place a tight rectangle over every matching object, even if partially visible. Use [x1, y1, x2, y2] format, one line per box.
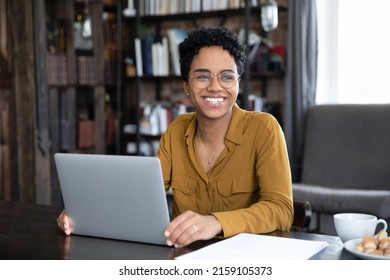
[284, 0, 318, 182]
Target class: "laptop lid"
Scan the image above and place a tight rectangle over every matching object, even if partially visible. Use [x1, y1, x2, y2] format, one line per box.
[54, 153, 170, 246]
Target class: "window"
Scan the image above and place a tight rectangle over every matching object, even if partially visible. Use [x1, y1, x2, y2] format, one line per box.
[316, 0, 390, 104]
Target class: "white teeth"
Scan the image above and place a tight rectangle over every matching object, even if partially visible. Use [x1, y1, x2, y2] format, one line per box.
[204, 97, 224, 104]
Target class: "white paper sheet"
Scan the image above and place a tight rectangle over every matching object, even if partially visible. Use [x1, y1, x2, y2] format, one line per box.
[175, 233, 329, 260]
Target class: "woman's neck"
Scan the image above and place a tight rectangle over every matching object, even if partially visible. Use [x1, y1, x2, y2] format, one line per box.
[196, 112, 232, 144]
[195, 115, 230, 171]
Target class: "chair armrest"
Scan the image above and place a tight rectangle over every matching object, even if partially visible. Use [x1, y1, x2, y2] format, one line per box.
[291, 200, 312, 232]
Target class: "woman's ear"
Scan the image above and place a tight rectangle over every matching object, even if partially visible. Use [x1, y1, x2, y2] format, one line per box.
[183, 83, 189, 95]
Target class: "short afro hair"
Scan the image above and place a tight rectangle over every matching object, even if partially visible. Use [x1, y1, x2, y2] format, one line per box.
[178, 26, 247, 81]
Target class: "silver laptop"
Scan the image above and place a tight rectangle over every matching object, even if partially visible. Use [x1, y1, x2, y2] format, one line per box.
[54, 153, 170, 246]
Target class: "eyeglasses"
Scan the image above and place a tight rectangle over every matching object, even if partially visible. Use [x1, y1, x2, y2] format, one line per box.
[189, 71, 240, 89]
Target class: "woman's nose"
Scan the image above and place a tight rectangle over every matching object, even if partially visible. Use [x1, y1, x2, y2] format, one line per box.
[207, 73, 223, 90]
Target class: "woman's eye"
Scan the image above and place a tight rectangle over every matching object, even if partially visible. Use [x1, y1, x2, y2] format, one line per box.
[221, 74, 234, 81]
[196, 74, 210, 80]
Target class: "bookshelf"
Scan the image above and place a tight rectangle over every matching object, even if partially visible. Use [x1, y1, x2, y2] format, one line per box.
[121, 0, 288, 155]
[43, 0, 122, 155]
[37, 0, 123, 203]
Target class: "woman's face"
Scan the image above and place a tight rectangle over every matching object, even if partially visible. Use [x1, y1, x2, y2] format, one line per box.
[184, 46, 239, 121]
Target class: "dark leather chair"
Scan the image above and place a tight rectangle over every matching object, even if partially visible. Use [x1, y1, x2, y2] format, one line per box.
[293, 104, 390, 233]
[291, 200, 312, 232]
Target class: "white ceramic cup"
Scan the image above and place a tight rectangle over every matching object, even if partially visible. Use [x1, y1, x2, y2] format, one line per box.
[334, 213, 388, 243]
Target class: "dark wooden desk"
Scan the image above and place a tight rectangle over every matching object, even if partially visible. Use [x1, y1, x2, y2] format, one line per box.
[0, 200, 356, 260]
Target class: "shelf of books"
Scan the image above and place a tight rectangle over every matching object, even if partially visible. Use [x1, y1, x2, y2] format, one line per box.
[45, 0, 120, 154]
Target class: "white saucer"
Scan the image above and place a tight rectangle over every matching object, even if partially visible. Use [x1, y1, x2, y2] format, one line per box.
[344, 238, 390, 260]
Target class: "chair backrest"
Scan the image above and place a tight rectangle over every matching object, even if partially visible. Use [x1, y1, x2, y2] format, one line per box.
[291, 200, 312, 232]
[301, 104, 390, 190]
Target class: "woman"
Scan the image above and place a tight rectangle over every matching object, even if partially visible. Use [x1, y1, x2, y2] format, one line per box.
[58, 26, 293, 248]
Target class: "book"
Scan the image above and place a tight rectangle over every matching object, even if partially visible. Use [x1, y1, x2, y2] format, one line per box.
[248, 94, 265, 112]
[152, 42, 159, 76]
[77, 56, 98, 85]
[161, 37, 169, 76]
[142, 35, 154, 76]
[46, 54, 68, 86]
[134, 38, 143, 76]
[78, 119, 96, 148]
[59, 92, 70, 150]
[151, 37, 169, 76]
[167, 28, 188, 76]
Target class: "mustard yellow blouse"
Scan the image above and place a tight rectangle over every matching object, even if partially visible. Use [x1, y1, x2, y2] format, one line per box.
[156, 104, 293, 238]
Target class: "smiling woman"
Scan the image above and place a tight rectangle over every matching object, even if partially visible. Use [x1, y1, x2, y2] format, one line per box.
[316, 0, 390, 104]
[158, 27, 293, 247]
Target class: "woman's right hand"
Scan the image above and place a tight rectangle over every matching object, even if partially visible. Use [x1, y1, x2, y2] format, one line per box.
[57, 210, 73, 235]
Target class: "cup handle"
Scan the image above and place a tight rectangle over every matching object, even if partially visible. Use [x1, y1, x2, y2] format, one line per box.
[377, 219, 388, 232]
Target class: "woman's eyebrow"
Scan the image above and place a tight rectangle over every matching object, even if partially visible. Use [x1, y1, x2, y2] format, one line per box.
[193, 69, 211, 73]
[192, 69, 236, 73]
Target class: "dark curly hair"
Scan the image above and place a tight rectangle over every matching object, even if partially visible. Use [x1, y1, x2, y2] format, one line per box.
[178, 26, 247, 81]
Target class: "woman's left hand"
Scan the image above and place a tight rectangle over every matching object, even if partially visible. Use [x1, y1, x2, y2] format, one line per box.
[164, 210, 222, 247]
